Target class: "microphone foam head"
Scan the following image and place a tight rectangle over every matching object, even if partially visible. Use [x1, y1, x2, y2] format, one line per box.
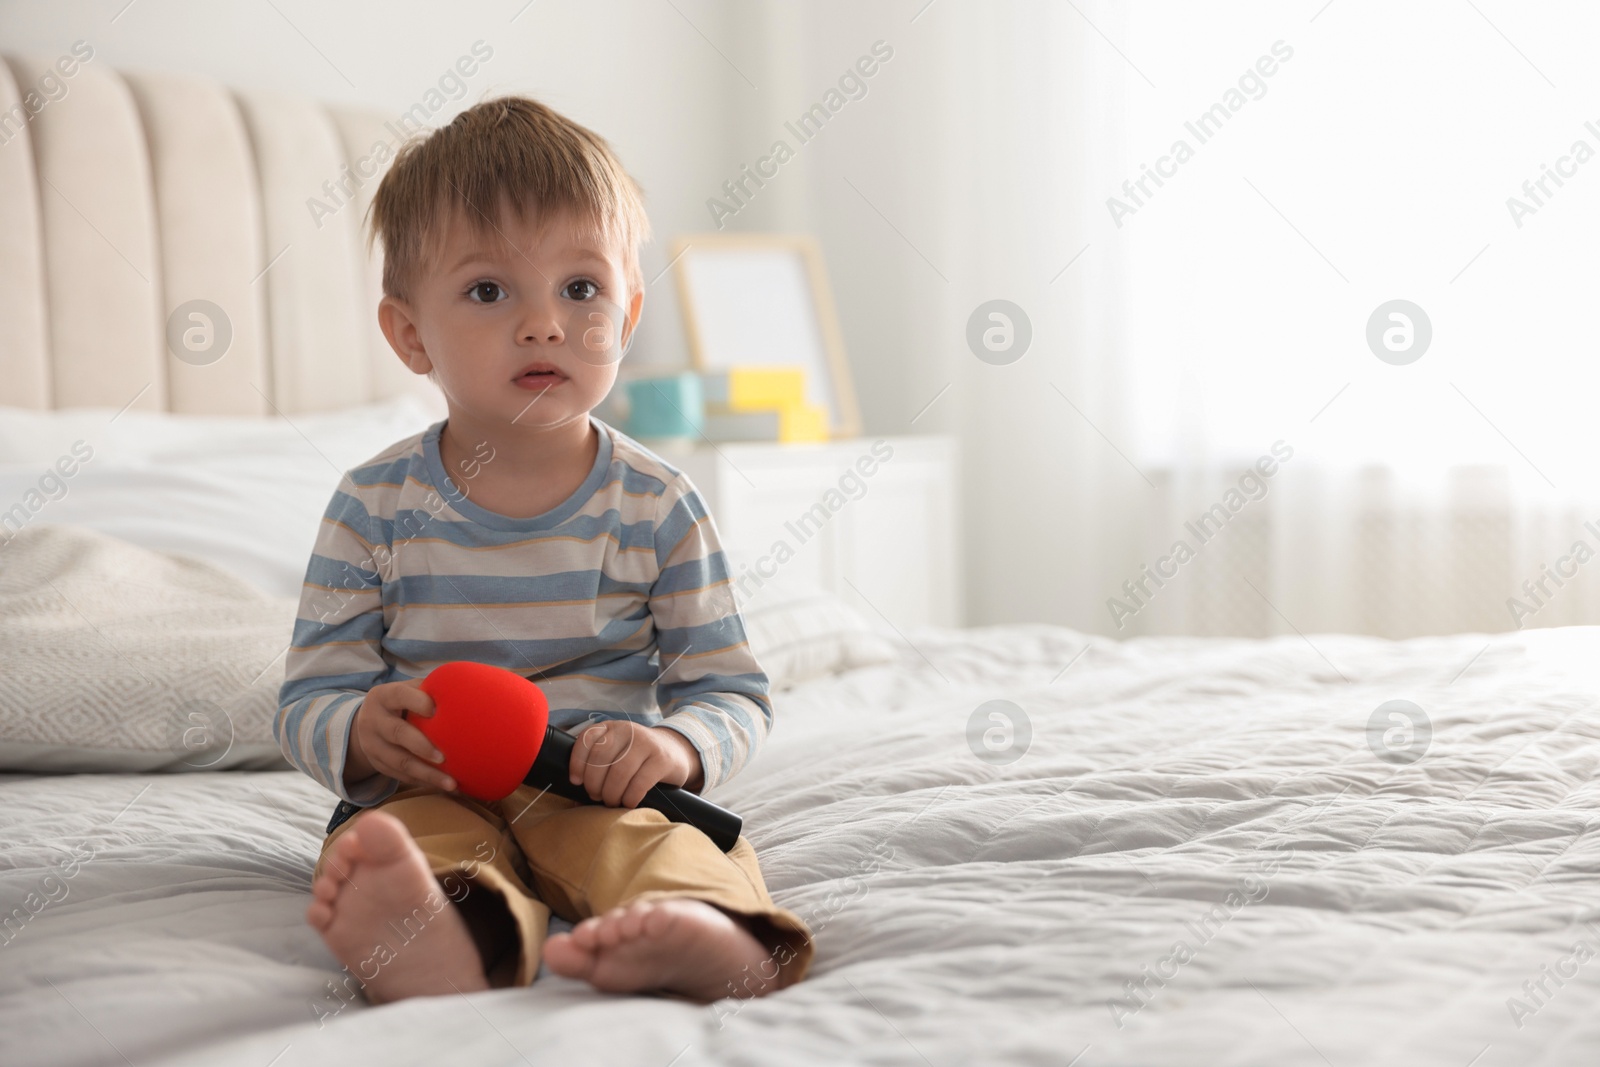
[414, 661, 549, 802]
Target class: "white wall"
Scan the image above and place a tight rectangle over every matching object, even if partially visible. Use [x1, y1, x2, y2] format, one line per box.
[714, 2, 1116, 631]
[0, 0, 1100, 629]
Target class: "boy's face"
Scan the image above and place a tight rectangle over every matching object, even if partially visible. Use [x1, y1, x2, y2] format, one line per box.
[379, 198, 643, 433]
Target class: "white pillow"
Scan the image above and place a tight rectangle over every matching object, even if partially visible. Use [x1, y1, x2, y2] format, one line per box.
[0, 394, 444, 598]
[0, 392, 445, 468]
[726, 550, 899, 690]
[0, 524, 297, 773]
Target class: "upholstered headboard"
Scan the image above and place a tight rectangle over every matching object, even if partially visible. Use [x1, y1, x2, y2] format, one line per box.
[0, 52, 432, 416]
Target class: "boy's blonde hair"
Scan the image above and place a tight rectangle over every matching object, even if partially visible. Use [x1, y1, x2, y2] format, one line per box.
[366, 95, 650, 305]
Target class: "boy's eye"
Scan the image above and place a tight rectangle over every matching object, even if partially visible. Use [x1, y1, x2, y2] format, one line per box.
[467, 281, 505, 303]
[563, 279, 598, 301]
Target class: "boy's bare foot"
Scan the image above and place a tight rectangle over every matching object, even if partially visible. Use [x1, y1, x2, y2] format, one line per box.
[305, 810, 489, 1003]
[543, 898, 779, 1002]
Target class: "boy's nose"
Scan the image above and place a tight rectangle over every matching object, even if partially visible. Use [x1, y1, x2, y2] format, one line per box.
[520, 306, 564, 344]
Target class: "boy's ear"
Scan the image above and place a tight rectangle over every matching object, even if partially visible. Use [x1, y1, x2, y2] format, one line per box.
[620, 288, 645, 352]
[378, 295, 433, 376]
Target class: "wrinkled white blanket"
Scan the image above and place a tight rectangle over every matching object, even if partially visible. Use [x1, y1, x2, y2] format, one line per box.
[3, 624, 1600, 1066]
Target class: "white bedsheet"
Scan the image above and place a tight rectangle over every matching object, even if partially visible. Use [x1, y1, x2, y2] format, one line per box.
[4, 624, 1600, 1066]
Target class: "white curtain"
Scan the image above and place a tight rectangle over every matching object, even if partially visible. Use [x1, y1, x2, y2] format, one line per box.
[734, 0, 1600, 639]
[1087, 1, 1600, 641]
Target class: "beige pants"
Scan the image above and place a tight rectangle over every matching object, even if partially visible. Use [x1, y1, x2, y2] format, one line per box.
[313, 781, 814, 992]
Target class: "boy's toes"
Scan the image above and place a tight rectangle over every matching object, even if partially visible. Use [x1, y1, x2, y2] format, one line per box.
[545, 899, 772, 1001]
[311, 872, 339, 903]
[320, 834, 363, 889]
[543, 932, 595, 981]
[617, 902, 650, 941]
[568, 916, 602, 951]
[640, 902, 674, 939]
[347, 811, 413, 864]
[305, 809, 489, 1003]
[329, 823, 365, 866]
[595, 909, 628, 949]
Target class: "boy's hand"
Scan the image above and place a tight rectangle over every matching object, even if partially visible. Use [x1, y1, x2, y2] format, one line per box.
[345, 680, 457, 793]
[568, 720, 705, 808]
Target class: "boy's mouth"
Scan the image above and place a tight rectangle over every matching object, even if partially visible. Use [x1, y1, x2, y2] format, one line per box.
[512, 361, 567, 388]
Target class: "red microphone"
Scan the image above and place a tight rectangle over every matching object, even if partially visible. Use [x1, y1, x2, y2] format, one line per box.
[408, 661, 743, 852]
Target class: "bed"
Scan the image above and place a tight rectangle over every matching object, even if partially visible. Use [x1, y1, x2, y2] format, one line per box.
[6, 622, 1600, 1066]
[4, 49, 1600, 1067]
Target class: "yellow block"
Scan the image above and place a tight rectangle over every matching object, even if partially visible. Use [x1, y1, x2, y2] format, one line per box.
[779, 403, 828, 443]
[702, 367, 806, 411]
[703, 401, 830, 443]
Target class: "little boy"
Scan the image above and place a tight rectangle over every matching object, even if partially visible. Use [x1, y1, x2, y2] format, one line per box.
[275, 96, 812, 1005]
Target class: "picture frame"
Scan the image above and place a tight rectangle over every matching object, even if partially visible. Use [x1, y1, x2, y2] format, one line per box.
[669, 233, 862, 438]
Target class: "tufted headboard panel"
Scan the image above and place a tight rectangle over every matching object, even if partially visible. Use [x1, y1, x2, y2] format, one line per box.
[0, 52, 432, 416]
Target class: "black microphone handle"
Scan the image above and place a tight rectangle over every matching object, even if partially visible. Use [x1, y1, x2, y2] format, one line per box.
[526, 725, 743, 853]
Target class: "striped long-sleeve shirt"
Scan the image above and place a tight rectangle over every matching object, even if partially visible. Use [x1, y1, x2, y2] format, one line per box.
[274, 415, 772, 807]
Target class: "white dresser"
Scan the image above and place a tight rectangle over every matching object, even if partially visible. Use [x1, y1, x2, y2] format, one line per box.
[672, 435, 962, 628]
